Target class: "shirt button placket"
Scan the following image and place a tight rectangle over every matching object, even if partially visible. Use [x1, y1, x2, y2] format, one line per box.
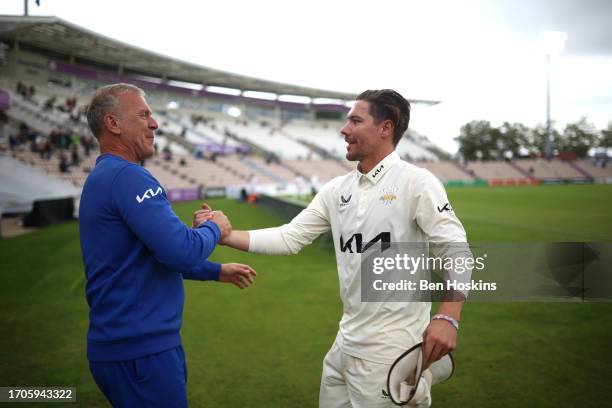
[356, 177, 368, 223]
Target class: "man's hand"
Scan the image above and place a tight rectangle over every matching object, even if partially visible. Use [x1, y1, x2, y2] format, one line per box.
[210, 210, 232, 240]
[193, 203, 213, 227]
[421, 319, 457, 370]
[219, 263, 257, 289]
[193, 203, 232, 240]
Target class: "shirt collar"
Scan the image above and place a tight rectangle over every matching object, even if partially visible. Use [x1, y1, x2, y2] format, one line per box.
[359, 150, 401, 185]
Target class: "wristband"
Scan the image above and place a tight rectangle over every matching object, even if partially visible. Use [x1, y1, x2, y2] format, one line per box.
[432, 314, 459, 330]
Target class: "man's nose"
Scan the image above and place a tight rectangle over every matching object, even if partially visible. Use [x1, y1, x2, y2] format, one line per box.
[340, 124, 349, 138]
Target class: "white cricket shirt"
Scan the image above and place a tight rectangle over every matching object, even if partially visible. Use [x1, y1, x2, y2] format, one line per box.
[249, 151, 468, 364]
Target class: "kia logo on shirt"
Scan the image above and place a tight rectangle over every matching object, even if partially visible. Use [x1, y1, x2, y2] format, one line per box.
[136, 186, 163, 203]
[372, 164, 384, 178]
[437, 203, 452, 213]
[340, 232, 391, 253]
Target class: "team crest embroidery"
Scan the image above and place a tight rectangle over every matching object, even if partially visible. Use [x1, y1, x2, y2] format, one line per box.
[340, 193, 352, 207]
[379, 186, 398, 205]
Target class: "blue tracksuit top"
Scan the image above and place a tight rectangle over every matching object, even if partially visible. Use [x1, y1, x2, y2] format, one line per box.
[79, 153, 221, 362]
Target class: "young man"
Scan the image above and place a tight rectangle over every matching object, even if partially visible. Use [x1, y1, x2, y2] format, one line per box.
[203, 89, 467, 407]
[80, 83, 256, 407]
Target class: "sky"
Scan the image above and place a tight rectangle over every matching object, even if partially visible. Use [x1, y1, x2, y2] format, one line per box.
[2, 0, 612, 153]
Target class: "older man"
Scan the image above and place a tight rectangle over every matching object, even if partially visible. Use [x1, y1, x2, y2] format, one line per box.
[79, 83, 256, 407]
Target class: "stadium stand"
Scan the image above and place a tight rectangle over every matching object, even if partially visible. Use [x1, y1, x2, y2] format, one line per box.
[3, 77, 605, 198]
[281, 119, 346, 159]
[284, 159, 356, 183]
[465, 161, 528, 180]
[573, 159, 612, 182]
[0, 154, 80, 214]
[215, 115, 313, 160]
[143, 159, 194, 189]
[2, 73, 604, 197]
[513, 159, 587, 180]
[396, 135, 439, 161]
[1, 14, 608, 222]
[414, 161, 475, 182]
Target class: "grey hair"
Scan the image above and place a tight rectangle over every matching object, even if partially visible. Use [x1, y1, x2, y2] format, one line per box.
[86, 83, 145, 138]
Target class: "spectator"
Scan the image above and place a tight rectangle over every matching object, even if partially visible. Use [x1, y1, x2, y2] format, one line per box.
[65, 96, 77, 112]
[71, 131, 79, 147]
[16, 81, 26, 97]
[43, 96, 56, 111]
[49, 128, 61, 147]
[58, 131, 70, 150]
[81, 134, 93, 157]
[163, 145, 172, 161]
[9, 134, 19, 150]
[40, 139, 52, 160]
[29, 135, 40, 154]
[59, 154, 69, 173]
[18, 123, 29, 144]
[0, 111, 6, 143]
[71, 144, 80, 166]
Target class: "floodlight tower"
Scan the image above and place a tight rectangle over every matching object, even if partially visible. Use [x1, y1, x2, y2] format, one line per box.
[23, 0, 41, 16]
[538, 30, 567, 159]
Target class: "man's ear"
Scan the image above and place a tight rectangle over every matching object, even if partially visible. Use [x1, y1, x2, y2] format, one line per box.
[103, 113, 121, 136]
[382, 120, 395, 139]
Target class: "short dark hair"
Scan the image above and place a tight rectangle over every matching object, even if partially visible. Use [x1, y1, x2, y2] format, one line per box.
[356, 89, 411, 146]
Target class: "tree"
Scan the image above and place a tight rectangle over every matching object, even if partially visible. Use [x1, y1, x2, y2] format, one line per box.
[560, 118, 598, 158]
[527, 124, 562, 157]
[455, 120, 496, 161]
[498, 122, 529, 159]
[456, 117, 603, 159]
[600, 122, 612, 149]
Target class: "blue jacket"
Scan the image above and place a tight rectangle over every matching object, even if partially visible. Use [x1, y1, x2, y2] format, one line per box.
[80, 154, 221, 362]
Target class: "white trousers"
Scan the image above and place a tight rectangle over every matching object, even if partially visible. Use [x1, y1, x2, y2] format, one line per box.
[319, 341, 431, 408]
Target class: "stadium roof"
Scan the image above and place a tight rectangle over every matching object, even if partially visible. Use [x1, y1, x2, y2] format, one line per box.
[0, 15, 439, 105]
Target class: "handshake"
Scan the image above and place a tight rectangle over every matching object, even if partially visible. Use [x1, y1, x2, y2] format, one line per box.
[192, 203, 256, 289]
[192, 203, 231, 242]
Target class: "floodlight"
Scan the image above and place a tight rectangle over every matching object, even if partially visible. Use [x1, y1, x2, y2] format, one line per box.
[538, 30, 567, 56]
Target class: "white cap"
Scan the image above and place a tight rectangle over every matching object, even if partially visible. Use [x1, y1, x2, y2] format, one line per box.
[386, 342, 454, 406]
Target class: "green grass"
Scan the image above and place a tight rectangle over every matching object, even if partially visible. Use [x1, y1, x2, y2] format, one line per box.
[1, 184, 611, 407]
[448, 184, 612, 242]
